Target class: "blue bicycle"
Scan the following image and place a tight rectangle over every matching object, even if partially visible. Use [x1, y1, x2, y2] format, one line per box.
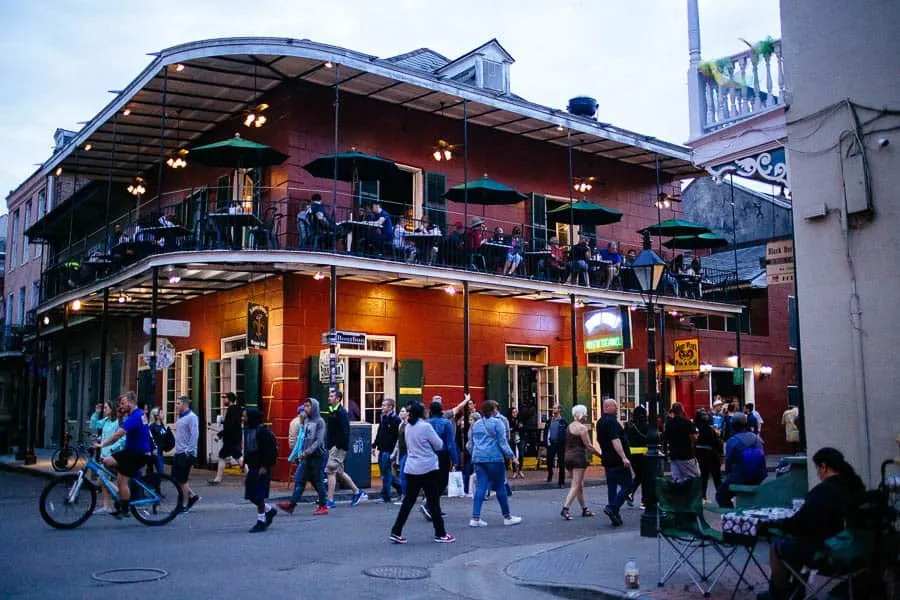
[39, 454, 183, 529]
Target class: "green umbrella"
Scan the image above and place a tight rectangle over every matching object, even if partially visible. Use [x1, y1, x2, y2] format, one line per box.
[303, 151, 401, 182]
[663, 232, 729, 250]
[638, 218, 710, 237]
[190, 133, 289, 168]
[547, 200, 623, 226]
[443, 176, 527, 206]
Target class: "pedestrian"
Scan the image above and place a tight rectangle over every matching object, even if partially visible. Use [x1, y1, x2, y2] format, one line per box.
[716, 413, 766, 508]
[694, 408, 722, 502]
[421, 398, 459, 521]
[323, 390, 368, 508]
[710, 397, 725, 434]
[148, 408, 166, 475]
[284, 406, 306, 500]
[664, 402, 700, 481]
[173, 396, 201, 513]
[242, 407, 278, 532]
[508, 407, 526, 479]
[467, 400, 522, 528]
[624, 405, 648, 507]
[543, 404, 567, 487]
[278, 398, 329, 515]
[209, 392, 242, 485]
[373, 398, 402, 503]
[744, 402, 761, 436]
[782, 405, 800, 454]
[596, 398, 632, 527]
[95, 401, 126, 513]
[459, 409, 480, 496]
[390, 404, 410, 505]
[389, 401, 455, 544]
[560, 405, 601, 520]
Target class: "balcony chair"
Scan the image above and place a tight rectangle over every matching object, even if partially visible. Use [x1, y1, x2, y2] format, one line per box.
[250, 207, 282, 250]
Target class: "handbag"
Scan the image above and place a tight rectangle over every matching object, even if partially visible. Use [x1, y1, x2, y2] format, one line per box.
[447, 471, 465, 498]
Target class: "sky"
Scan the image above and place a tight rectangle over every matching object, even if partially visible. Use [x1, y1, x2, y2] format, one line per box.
[0, 0, 782, 208]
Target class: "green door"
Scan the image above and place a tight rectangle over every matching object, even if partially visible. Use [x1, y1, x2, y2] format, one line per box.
[308, 355, 328, 403]
[485, 364, 510, 415]
[397, 359, 424, 407]
[244, 354, 262, 410]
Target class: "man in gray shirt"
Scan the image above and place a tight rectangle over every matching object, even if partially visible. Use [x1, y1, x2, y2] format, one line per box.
[173, 396, 201, 512]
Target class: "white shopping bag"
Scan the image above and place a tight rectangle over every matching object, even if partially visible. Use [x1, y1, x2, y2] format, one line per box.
[469, 473, 477, 496]
[447, 471, 465, 498]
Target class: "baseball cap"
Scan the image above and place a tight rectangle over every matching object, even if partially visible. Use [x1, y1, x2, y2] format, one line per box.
[712, 399, 723, 407]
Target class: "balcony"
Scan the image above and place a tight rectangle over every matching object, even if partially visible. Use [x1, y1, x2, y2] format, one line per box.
[0, 326, 27, 358]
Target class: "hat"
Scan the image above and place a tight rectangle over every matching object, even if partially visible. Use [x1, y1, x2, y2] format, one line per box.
[471, 217, 485, 227]
[712, 399, 723, 407]
[454, 221, 464, 228]
[432, 395, 443, 404]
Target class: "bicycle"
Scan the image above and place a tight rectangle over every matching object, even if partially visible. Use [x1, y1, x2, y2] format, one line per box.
[39, 453, 183, 529]
[51, 430, 96, 472]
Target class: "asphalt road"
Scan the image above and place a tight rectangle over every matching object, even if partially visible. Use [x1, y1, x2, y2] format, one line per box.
[0, 471, 644, 599]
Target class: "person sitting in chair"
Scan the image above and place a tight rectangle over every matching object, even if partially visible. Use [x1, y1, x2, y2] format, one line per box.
[716, 412, 766, 508]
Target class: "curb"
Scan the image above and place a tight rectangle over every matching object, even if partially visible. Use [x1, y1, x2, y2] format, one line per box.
[0, 461, 59, 480]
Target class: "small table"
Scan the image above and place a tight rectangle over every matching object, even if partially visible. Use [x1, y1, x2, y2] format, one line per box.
[337, 220, 382, 254]
[140, 225, 192, 249]
[403, 232, 442, 264]
[206, 212, 262, 249]
[720, 507, 793, 600]
[524, 250, 550, 277]
[480, 241, 511, 271]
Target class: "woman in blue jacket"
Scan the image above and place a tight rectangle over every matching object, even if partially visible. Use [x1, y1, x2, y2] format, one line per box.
[96, 402, 126, 513]
[467, 400, 522, 528]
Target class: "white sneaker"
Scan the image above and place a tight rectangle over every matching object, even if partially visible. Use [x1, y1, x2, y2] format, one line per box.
[503, 515, 523, 526]
[95, 506, 107, 514]
[393, 497, 404, 506]
[469, 518, 488, 527]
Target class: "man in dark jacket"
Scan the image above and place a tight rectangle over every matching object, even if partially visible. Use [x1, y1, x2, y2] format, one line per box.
[242, 408, 278, 532]
[373, 398, 402, 503]
[543, 404, 567, 487]
[209, 392, 243, 485]
[323, 390, 367, 508]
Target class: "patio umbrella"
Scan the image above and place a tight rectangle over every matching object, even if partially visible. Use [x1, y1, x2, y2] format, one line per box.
[547, 200, 623, 226]
[302, 151, 401, 182]
[190, 133, 289, 168]
[443, 176, 527, 206]
[638, 218, 710, 237]
[663, 232, 729, 250]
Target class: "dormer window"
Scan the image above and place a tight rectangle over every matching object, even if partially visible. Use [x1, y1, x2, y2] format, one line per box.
[436, 39, 514, 94]
[482, 59, 504, 92]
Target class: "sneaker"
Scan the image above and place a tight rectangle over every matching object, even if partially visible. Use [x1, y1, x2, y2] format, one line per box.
[325, 499, 336, 509]
[389, 533, 407, 544]
[249, 521, 267, 533]
[187, 495, 201, 510]
[393, 497, 405, 506]
[434, 534, 456, 543]
[503, 515, 523, 526]
[603, 506, 624, 527]
[207, 480, 220, 486]
[351, 491, 368, 506]
[276, 501, 295, 515]
[420, 503, 432, 521]
[313, 505, 329, 516]
[469, 518, 488, 527]
[94, 506, 107, 514]
[375, 497, 388, 504]
[625, 493, 635, 508]
[265, 508, 277, 526]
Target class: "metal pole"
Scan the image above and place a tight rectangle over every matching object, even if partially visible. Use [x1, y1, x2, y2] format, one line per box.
[659, 304, 667, 411]
[639, 297, 662, 537]
[567, 131, 575, 253]
[788, 207, 806, 451]
[149, 267, 159, 407]
[463, 280, 470, 393]
[98, 288, 109, 405]
[332, 64, 340, 249]
[156, 66, 168, 216]
[103, 115, 118, 254]
[463, 100, 469, 230]
[55, 304, 70, 468]
[24, 315, 40, 464]
[569, 294, 578, 408]
[730, 175, 744, 406]
[329, 265, 337, 389]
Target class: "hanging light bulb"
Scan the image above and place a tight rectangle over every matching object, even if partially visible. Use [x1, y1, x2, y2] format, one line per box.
[127, 176, 146, 196]
[118, 293, 127, 304]
[168, 274, 181, 285]
[254, 114, 267, 127]
[433, 150, 442, 161]
[42, 315, 50, 326]
[443, 285, 457, 295]
[443, 148, 452, 161]
[71, 299, 82, 312]
[324, 61, 333, 68]
[313, 271, 325, 280]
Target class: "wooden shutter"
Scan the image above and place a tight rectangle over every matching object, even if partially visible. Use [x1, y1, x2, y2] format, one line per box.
[577, 370, 592, 422]
[397, 359, 424, 407]
[424, 172, 447, 232]
[137, 369, 152, 409]
[308, 355, 328, 403]
[485, 364, 510, 415]
[530, 193, 547, 250]
[190, 350, 203, 407]
[244, 354, 262, 410]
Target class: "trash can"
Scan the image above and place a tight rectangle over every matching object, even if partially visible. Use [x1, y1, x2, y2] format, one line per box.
[344, 424, 372, 489]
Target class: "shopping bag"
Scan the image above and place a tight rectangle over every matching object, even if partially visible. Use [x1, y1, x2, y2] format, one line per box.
[447, 471, 465, 498]
[469, 473, 477, 496]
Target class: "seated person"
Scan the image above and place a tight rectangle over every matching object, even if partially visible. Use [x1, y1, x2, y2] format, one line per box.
[716, 412, 766, 508]
[538, 236, 568, 282]
[366, 200, 393, 255]
[503, 227, 525, 276]
[447, 221, 466, 265]
[490, 226, 505, 244]
[623, 248, 637, 267]
[690, 256, 701, 276]
[415, 215, 441, 264]
[759, 447, 865, 600]
[598, 242, 623, 287]
[392, 217, 416, 262]
[465, 217, 488, 270]
[296, 201, 311, 248]
[308, 194, 334, 249]
[570, 237, 591, 283]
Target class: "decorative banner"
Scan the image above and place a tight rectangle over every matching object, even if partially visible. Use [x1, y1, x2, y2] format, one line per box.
[673, 338, 700, 372]
[583, 307, 632, 353]
[247, 303, 269, 349]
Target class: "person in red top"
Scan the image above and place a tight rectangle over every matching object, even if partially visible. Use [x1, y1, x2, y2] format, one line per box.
[539, 236, 568, 282]
[465, 217, 488, 270]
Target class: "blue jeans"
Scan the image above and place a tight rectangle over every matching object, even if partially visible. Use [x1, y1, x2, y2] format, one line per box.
[473, 462, 511, 519]
[398, 455, 408, 497]
[290, 460, 306, 504]
[605, 466, 633, 512]
[378, 451, 395, 501]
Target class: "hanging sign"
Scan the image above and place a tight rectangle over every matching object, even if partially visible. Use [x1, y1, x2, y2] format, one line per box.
[143, 338, 176, 370]
[318, 349, 345, 383]
[247, 302, 269, 349]
[583, 307, 632, 352]
[673, 338, 700, 372]
[765, 240, 794, 285]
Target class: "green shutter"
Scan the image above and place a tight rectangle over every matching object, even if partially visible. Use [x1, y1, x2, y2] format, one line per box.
[485, 364, 510, 415]
[308, 355, 328, 403]
[577, 370, 592, 421]
[397, 358, 424, 407]
[244, 354, 262, 410]
[557, 367, 575, 418]
[190, 350, 203, 407]
[137, 369, 152, 408]
[637, 369, 646, 406]
[424, 172, 447, 232]
[530, 193, 547, 250]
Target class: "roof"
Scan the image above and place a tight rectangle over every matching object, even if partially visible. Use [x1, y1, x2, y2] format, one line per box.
[702, 244, 767, 287]
[39, 37, 702, 186]
[384, 48, 449, 73]
[435, 38, 515, 75]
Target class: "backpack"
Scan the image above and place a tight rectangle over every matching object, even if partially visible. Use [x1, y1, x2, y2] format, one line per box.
[261, 426, 279, 467]
[161, 426, 176, 453]
[739, 442, 767, 484]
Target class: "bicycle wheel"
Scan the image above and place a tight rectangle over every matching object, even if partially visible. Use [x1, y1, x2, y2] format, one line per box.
[130, 473, 183, 526]
[39, 474, 96, 529]
[51, 448, 79, 472]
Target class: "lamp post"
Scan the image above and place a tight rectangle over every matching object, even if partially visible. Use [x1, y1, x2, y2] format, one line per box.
[631, 232, 667, 538]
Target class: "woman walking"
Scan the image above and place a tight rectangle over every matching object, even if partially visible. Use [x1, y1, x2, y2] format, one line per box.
[694, 408, 722, 501]
[96, 401, 125, 513]
[390, 405, 409, 505]
[468, 400, 522, 527]
[560, 405, 602, 519]
[390, 402, 455, 544]
[624, 405, 649, 507]
[148, 408, 167, 475]
[509, 407, 526, 479]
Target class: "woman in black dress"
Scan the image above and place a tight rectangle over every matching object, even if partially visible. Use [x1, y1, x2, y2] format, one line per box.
[508, 407, 526, 479]
[560, 405, 602, 520]
[624, 406, 649, 506]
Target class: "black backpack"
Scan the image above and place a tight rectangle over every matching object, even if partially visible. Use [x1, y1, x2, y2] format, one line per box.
[161, 426, 176, 453]
[261, 426, 278, 467]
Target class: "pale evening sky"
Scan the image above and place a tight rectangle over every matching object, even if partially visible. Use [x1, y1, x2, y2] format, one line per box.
[0, 0, 781, 207]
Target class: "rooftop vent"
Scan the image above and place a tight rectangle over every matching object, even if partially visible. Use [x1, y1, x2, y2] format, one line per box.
[567, 96, 598, 119]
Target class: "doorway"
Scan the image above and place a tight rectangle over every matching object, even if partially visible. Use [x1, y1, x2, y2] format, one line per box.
[709, 367, 755, 408]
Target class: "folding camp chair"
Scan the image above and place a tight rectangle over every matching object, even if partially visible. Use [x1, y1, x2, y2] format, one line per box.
[656, 476, 760, 597]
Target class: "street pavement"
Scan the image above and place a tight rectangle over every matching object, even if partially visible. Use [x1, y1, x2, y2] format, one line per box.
[0, 470, 770, 599]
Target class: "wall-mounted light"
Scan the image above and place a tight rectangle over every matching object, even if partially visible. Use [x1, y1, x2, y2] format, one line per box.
[758, 365, 773, 380]
[54, 167, 63, 176]
[118, 293, 127, 304]
[629, 305, 638, 312]
[42, 315, 50, 326]
[84, 143, 92, 151]
[122, 108, 131, 116]
[699, 362, 713, 378]
[443, 285, 457, 295]
[670, 310, 679, 317]
[574, 299, 585, 309]
[726, 352, 739, 368]
[665, 361, 676, 376]
[313, 271, 325, 280]
[71, 299, 82, 312]
[175, 63, 185, 72]
[324, 61, 333, 69]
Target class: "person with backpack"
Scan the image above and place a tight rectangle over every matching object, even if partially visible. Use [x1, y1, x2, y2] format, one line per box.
[716, 412, 766, 508]
[148, 408, 168, 475]
[242, 407, 279, 532]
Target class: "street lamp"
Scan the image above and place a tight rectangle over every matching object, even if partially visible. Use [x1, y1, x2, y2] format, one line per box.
[631, 232, 666, 538]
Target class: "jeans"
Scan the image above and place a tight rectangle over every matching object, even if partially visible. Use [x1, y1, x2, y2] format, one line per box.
[605, 466, 633, 512]
[462, 455, 474, 494]
[546, 442, 565, 485]
[292, 453, 327, 506]
[392, 469, 446, 538]
[290, 460, 306, 503]
[378, 451, 395, 501]
[398, 455, 408, 497]
[473, 462, 511, 519]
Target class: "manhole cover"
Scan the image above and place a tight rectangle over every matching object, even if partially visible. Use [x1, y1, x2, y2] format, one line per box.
[362, 565, 429, 580]
[92, 568, 169, 584]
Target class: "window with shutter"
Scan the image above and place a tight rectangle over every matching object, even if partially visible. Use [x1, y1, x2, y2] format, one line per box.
[424, 172, 447, 232]
[482, 60, 504, 91]
[530, 194, 547, 250]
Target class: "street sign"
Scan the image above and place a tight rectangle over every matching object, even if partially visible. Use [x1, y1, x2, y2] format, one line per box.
[319, 348, 345, 383]
[143, 318, 191, 338]
[321, 330, 366, 347]
[143, 338, 176, 370]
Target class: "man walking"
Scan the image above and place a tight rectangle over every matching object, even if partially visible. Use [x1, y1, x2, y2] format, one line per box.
[596, 398, 632, 527]
[209, 392, 242, 485]
[323, 390, 367, 508]
[373, 399, 401, 503]
[278, 398, 329, 515]
[544, 404, 567, 487]
[664, 402, 700, 481]
[173, 395, 201, 513]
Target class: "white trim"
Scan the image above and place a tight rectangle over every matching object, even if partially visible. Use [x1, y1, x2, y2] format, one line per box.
[504, 343, 549, 366]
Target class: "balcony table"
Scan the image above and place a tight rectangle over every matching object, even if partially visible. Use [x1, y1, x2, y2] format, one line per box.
[403, 232, 442, 264]
[206, 212, 263, 250]
[139, 225, 192, 249]
[524, 250, 551, 278]
[337, 220, 381, 254]
[479, 241, 511, 272]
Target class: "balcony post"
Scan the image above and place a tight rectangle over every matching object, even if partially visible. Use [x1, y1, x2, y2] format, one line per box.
[55, 304, 70, 468]
[686, 0, 704, 138]
[149, 267, 159, 407]
[98, 288, 109, 408]
[463, 280, 470, 394]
